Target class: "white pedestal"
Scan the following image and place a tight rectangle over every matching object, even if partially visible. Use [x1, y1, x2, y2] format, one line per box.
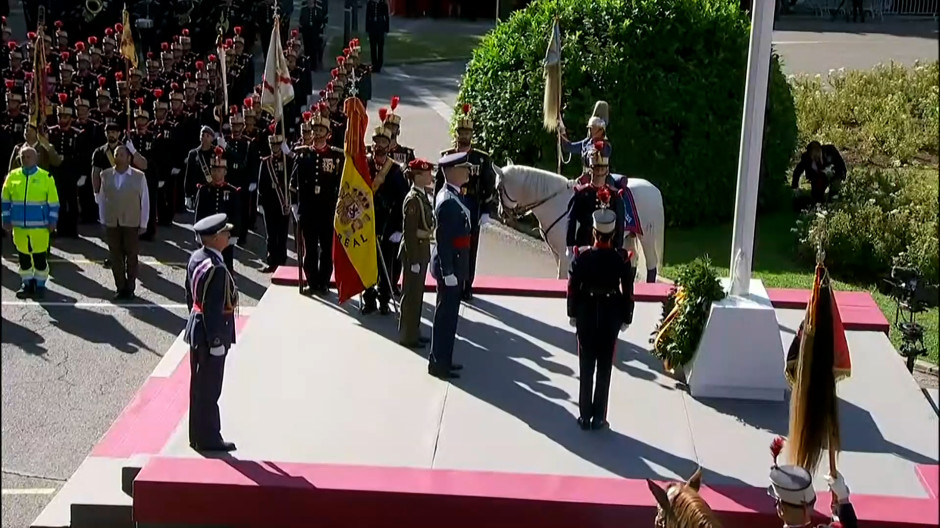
[687, 278, 787, 401]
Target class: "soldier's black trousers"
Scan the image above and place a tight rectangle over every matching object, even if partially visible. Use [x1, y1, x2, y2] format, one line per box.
[300, 213, 334, 289]
[188, 345, 227, 446]
[261, 200, 290, 268]
[369, 31, 386, 72]
[235, 188, 256, 240]
[78, 180, 98, 224]
[576, 325, 619, 423]
[301, 27, 325, 70]
[56, 179, 80, 237]
[222, 245, 234, 276]
[157, 176, 177, 226]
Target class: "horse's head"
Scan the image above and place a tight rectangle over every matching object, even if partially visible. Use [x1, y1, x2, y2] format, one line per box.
[648, 469, 721, 528]
[495, 163, 520, 221]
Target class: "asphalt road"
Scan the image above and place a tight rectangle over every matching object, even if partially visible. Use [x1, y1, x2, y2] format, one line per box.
[2, 12, 939, 528]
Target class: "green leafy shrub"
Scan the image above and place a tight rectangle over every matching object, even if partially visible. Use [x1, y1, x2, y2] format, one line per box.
[793, 168, 939, 284]
[457, 0, 798, 227]
[790, 61, 940, 166]
[651, 256, 727, 369]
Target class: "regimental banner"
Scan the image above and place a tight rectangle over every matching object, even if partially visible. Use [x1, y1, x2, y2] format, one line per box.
[332, 97, 378, 303]
[260, 17, 294, 120]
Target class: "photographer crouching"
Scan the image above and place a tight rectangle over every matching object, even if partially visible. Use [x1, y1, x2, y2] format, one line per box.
[791, 141, 847, 208]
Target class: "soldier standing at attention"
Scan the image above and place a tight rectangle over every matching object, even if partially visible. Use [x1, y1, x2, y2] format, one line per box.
[185, 213, 239, 453]
[428, 152, 473, 380]
[365, 0, 390, 73]
[398, 158, 435, 349]
[566, 208, 634, 431]
[194, 147, 241, 274]
[383, 96, 416, 165]
[184, 126, 218, 208]
[362, 111, 407, 315]
[291, 105, 343, 294]
[46, 94, 82, 237]
[220, 107, 253, 242]
[299, 0, 327, 71]
[256, 130, 294, 273]
[435, 104, 498, 301]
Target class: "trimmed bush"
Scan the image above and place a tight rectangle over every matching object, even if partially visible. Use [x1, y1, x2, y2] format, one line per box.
[791, 61, 940, 167]
[793, 167, 939, 285]
[457, 0, 798, 227]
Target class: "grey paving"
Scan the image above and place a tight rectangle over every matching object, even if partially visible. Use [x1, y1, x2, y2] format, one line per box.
[926, 388, 940, 415]
[163, 288, 938, 499]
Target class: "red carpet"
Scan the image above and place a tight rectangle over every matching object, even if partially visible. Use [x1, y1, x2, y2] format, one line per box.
[270, 267, 889, 333]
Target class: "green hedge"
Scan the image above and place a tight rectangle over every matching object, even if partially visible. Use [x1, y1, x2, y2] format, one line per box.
[793, 167, 939, 285]
[457, 0, 798, 227]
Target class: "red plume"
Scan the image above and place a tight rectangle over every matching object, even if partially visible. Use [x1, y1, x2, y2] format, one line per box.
[319, 90, 326, 98]
[57, 93, 68, 104]
[214, 146, 224, 156]
[105, 27, 114, 37]
[337, 56, 345, 64]
[153, 88, 163, 99]
[390, 96, 400, 110]
[327, 81, 334, 90]
[115, 23, 124, 33]
[24, 71, 33, 81]
[88, 36, 97, 45]
[114, 71, 124, 81]
[225, 38, 233, 47]
[462, 103, 471, 115]
[6, 41, 15, 50]
[55, 20, 63, 29]
[4, 79, 13, 89]
[291, 29, 299, 38]
[195, 60, 205, 70]
[243, 97, 253, 108]
[208, 54, 217, 62]
[331, 68, 339, 77]
[27, 31, 36, 40]
[75, 87, 82, 95]
[185, 72, 192, 80]
[594, 140, 605, 151]
[182, 28, 189, 36]
[60, 51, 70, 61]
[770, 436, 785, 466]
[98, 76, 107, 87]
[268, 123, 277, 134]
[353, 38, 360, 46]
[234, 26, 242, 35]
[161, 42, 169, 51]
[378, 107, 388, 122]
[75, 42, 85, 51]
[343, 47, 351, 56]
[302, 111, 312, 121]
[146, 51, 154, 59]
[135, 98, 144, 107]
[230, 105, 239, 114]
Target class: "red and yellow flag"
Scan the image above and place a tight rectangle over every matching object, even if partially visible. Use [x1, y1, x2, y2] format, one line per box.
[119, 9, 138, 68]
[332, 97, 378, 303]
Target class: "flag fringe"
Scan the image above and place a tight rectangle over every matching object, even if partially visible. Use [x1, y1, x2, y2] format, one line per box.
[543, 63, 560, 132]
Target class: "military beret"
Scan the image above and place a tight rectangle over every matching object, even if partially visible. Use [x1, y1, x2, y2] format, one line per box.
[408, 158, 434, 171]
[593, 208, 617, 235]
[194, 213, 233, 236]
[438, 151, 472, 169]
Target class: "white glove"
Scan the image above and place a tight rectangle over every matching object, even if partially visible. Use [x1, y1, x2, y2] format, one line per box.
[185, 197, 194, 210]
[171, 168, 181, 176]
[443, 274, 458, 287]
[229, 237, 238, 247]
[410, 263, 420, 273]
[568, 317, 577, 328]
[248, 183, 257, 192]
[566, 246, 574, 259]
[389, 231, 403, 243]
[94, 192, 101, 204]
[480, 213, 491, 226]
[280, 142, 291, 155]
[290, 204, 299, 220]
[826, 472, 850, 504]
[216, 134, 228, 149]
[158, 180, 165, 189]
[209, 345, 226, 357]
[620, 323, 629, 332]
[125, 139, 136, 155]
[77, 175, 87, 187]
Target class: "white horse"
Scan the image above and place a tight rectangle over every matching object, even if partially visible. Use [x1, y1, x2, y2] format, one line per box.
[494, 163, 665, 281]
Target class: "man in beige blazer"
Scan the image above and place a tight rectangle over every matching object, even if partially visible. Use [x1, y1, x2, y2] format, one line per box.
[98, 145, 150, 300]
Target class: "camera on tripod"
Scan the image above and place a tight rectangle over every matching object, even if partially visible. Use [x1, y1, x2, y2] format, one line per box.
[883, 266, 930, 373]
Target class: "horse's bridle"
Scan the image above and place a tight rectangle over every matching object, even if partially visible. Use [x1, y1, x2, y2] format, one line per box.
[497, 178, 572, 249]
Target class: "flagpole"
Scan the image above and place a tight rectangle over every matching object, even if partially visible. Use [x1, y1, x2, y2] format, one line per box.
[555, 15, 562, 176]
[274, 15, 290, 217]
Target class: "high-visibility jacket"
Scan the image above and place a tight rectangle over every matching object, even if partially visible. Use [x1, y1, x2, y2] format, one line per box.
[1, 167, 60, 229]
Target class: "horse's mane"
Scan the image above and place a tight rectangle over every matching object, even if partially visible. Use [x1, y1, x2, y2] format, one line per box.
[500, 165, 571, 202]
[669, 484, 723, 528]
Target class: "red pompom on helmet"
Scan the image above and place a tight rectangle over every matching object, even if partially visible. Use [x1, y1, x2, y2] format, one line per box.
[243, 97, 253, 108]
[327, 81, 334, 90]
[208, 54, 218, 62]
[115, 23, 124, 33]
[291, 29, 299, 38]
[153, 88, 163, 99]
[330, 68, 339, 77]
[594, 140, 605, 151]
[462, 103, 471, 115]
[234, 26, 242, 36]
[161, 42, 169, 51]
[391, 96, 400, 110]
[6, 41, 15, 50]
[195, 60, 205, 70]
[27, 31, 37, 40]
[88, 36, 98, 45]
[75, 87, 82, 95]
[302, 111, 312, 121]
[105, 27, 114, 36]
[146, 51, 154, 59]
[225, 38, 233, 48]
[343, 47, 351, 57]
[55, 20, 63, 29]
[214, 146, 224, 157]
[230, 104, 238, 114]
[4, 79, 13, 89]
[182, 28, 190, 36]
[135, 98, 144, 107]
[378, 107, 388, 122]
[98, 75, 107, 87]
[318, 90, 326, 99]
[170, 82, 180, 91]
[114, 71, 124, 81]
[268, 123, 277, 134]
[337, 56, 346, 65]
[57, 93, 68, 104]
[60, 51, 70, 61]
[75, 41, 85, 51]
[24, 71, 33, 81]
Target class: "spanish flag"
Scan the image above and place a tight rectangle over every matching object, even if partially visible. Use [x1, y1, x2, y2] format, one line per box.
[332, 97, 378, 304]
[119, 9, 138, 68]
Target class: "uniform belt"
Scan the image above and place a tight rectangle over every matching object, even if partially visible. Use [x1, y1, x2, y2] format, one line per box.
[454, 235, 471, 249]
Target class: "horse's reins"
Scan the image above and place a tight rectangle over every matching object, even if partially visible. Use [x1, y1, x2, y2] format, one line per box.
[498, 180, 571, 232]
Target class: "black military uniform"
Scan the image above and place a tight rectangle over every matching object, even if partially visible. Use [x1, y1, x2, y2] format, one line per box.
[566, 209, 634, 431]
[184, 213, 238, 453]
[256, 136, 295, 273]
[291, 135, 344, 292]
[566, 183, 626, 250]
[149, 98, 177, 225]
[47, 103, 82, 237]
[194, 148, 241, 274]
[299, 0, 328, 71]
[129, 112, 160, 240]
[363, 123, 408, 314]
[223, 113, 253, 240]
[184, 144, 216, 206]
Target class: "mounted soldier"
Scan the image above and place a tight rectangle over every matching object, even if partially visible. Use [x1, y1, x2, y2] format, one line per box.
[565, 141, 625, 257]
[560, 100, 611, 183]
